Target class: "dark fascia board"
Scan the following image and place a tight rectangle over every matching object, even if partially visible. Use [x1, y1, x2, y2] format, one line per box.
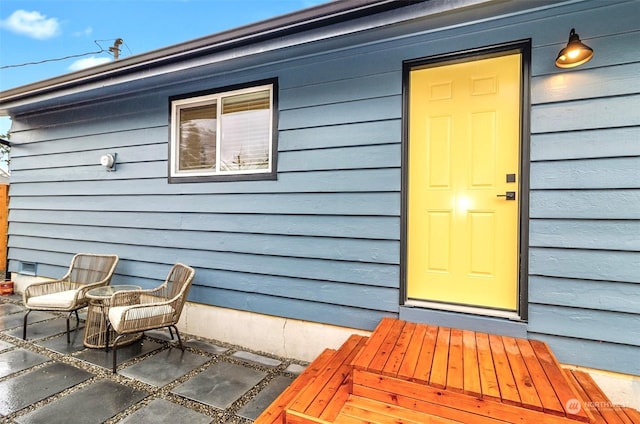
[0, 0, 419, 106]
[0, 138, 10, 147]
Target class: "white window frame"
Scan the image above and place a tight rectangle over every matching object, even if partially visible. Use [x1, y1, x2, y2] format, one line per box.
[169, 83, 275, 181]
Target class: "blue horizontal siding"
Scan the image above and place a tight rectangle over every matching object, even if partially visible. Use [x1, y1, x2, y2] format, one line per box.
[527, 333, 639, 376]
[529, 247, 640, 284]
[9, 169, 401, 192]
[9, 240, 400, 289]
[279, 143, 400, 172]
[9, 193, 400, 215]
[528, 304, 640, 347]
[526, 2, 639, 376]
[279, 71, 400, 110]
[12, 147, 401, 181]
[9, 127, 167, 157]
[9, 210, 400, 240]
[530, 157, 640, 189]
[530, 220, 640, 251]
[191, 270, 399, 313]
[10, 222, 399, 264]
[529, 276, 639, 314]
[279, 120, 401, 151]
[532, 95, 640, 134]
[531, 62, 640, 104]
[190, 285, 396, 331]
[530, 190, 640, 219]
[280, 95, 401, 130]
[531, 127, 640, 161]
[11, 143, 167, 171]
[10, 103, 167, 141]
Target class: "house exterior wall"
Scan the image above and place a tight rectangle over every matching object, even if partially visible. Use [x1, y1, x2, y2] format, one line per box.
[5, 0, 639, 376]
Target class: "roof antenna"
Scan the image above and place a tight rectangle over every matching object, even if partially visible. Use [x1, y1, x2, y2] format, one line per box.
[109, 38, 124, 60]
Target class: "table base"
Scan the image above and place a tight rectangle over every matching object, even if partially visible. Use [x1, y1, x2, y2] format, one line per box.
[83, 302, 142, 348]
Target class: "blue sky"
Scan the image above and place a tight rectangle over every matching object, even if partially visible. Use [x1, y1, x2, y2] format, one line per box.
[0, 0, 327, 136]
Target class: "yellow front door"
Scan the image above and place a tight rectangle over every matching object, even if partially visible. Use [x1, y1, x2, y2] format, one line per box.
[407, 53, 522, 311]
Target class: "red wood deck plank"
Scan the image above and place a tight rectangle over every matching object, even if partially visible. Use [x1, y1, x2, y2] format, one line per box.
[397, 322, 426, 380]
[331, 414, 368, 424]
[412, 324, 438, 383]
[570, 369, 627, 424]
[502, 336, 543, 411]
[382, 321, 416, 377]
[353, 376, 512, 424]
[340, 395, 463, 424]
[286, 409, 332, 424]
[303, 336, 368, 418]
[351, 318, 394, 371]
[254, 348, 336, 424]
[615, 411, 636, 424]
[429, 327, 451, 389]
[476, 332, 502, 401]
[564, 369, 607, 424]
[353, 370, 586, 424]
[516, 338, 565, 416]
[289, 335, 364, 415]
[446, 328, 464, 393]
[318, 376, 352, 421]
[489, 334, 521, 406]
[462, 329, 482, 397]
[368, 319, 405, 374]
[622, 407, 640, 424]
[530, 340, 591, 422]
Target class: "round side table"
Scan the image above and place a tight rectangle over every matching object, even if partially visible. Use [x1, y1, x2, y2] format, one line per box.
[83, 284, 142, 349]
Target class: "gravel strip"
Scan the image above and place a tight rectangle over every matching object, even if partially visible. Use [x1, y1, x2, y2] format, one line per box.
[0, 294, 307, 423]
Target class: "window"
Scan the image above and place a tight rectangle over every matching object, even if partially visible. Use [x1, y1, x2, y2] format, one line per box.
[170, 81, 277, 181]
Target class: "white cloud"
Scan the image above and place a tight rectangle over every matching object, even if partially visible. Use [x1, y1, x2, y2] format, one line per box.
[68, 56, 111, 71]
[73, 26, 93, 37]
[0, 9, 61, 40]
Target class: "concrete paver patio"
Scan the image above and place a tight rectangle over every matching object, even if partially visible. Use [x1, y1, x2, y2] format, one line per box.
[0, 294, 305, 423]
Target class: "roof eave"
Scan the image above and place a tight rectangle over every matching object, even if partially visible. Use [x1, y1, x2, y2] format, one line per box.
[0, 0, 416, 107]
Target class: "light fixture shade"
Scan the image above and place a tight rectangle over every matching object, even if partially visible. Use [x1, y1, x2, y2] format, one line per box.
[555, 28, 594, 68]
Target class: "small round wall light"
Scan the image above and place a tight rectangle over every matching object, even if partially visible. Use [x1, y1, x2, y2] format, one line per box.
[100, 153, 116, 171]
[555, 28, 594, 68]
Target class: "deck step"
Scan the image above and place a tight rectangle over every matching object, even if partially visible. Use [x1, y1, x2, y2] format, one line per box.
[564, 368, 640, 424]
[257, 318, 640, 424]
[336, 395, 464, 424]
[285, 334, 368, 423]
[254, 348, 338, 424]
[254, 334, 368, 424]
[352, 317, 592, 423]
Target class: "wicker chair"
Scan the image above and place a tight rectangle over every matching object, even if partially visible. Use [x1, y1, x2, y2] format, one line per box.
[23, 253, 119, 342]
[105, 263, 195, 373]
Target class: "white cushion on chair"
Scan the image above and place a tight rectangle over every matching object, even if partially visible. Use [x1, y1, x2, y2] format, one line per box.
[109, 304, 174, 332]
[26, 290, 79, 309]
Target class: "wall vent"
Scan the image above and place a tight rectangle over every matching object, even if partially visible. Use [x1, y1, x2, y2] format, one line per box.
[19, 262, 37, 276]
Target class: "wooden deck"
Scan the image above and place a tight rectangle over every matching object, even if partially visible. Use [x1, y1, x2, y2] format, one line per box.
[255, 318, 639, 424]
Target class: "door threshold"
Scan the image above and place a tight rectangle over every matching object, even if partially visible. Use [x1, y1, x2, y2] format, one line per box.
[405, 299, 522, 321]
[399, 303, 528, 338]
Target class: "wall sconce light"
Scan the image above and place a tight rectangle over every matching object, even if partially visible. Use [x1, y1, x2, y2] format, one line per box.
[555, 28, 594, 68]
[100, 153, 117, 171]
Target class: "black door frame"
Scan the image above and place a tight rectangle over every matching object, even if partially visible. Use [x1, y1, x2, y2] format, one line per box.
[400, 39, 532, 320]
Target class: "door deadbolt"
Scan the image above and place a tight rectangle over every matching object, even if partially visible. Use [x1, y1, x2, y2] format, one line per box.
[497, 191, 516, 200]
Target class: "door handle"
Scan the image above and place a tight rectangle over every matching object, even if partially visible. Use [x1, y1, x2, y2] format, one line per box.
[497, 191, 516, 200]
